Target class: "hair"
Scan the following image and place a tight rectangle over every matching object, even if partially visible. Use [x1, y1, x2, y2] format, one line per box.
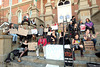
[86, 18, 90, 22]
[40, 24, 44, 27]
[72, 16, 75, 19]
[9, 23, 13, 28]
[25, 39, 28, 43]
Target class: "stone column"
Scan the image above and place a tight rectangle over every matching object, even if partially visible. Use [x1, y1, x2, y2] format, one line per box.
[0, 35, 12, 63]
[91, 0, 99, 15]
[40, 0, 44, 21]
[77, 0, 91, 23]
[44, 0, 54, 26]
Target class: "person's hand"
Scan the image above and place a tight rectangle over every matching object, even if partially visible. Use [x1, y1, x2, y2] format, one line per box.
[96, 32, 99, 35]
[89, 27, 92, 28]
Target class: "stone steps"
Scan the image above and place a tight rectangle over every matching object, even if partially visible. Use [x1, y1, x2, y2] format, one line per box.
[7, 58, 64, 67]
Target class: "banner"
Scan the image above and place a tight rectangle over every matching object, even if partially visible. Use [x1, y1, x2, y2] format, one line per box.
[80, 24, 85, 31]
[9, 29, 18, 34]
[51, 26, 58, 30]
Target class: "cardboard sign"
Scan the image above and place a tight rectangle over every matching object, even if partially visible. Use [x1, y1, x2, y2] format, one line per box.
[51, 26, 58, 30]
[28, 42, 37, 50]
[80, 24, 85, 31]
[84, 41, 94, 50]
[18, 28, 28, 36]
[9, 29, 18, 34]
[31, 29, 37, 34]
[44, 28, 48, 32]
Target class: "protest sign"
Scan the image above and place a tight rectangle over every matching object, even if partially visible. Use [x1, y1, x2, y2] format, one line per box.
[44, 28, 48, 32]
[9, 29, 18, 34]
[80, 24, 85, 31]
[31, 29, 37, 34]
[28, 42, 37, 50]
[18, 28, 28, 36]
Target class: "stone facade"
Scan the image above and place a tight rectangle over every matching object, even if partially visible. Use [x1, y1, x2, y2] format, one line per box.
[0, 0, 100, 25]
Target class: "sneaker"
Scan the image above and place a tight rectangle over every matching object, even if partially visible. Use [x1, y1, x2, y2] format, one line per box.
[44, 57, 46, 59]
[81, 54, 84, 57]
[37, 56, 40, 59]
[17, 58, 21, 62]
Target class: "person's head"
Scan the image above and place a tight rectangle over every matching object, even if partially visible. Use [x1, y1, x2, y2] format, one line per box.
[40, 24, 43, 28]
[40, 35, 44, 39]
[79, 20, 83, 23]
[33, 18, 35, 22]
[52, 30, 55, 33]
[72, 16, 75, 19]
[86, 29, 90, 34]
[75, 34, 79, 39]
[70, 21, 73, 24]
[25, 40, 28, 43]
[55, 21, 57, 24]
[47, 24, 50, 27]
[74, 23, 77, 27]
[9, 23, 13, 28]
[26, 13, 29, 16]
[86, 18, 90, 22]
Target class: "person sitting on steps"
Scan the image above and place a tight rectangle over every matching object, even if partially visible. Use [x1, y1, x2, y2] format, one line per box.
[72, 34, 84, 60]
[83, 29, 99, 51]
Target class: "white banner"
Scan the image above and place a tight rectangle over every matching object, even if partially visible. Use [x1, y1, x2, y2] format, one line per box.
[57, 1, 72, 23]
[46, 45, 64, 60]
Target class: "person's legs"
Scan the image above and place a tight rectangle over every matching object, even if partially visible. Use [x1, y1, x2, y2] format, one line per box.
[79, 45, 84, 56]
[15, 34, 18, 41]
[43, 46, 46, 58]
[36, 47, 40, 57]
[10, 34, 16, 41]
[91, 39, 97, 50]
[91, 26, 95, 34]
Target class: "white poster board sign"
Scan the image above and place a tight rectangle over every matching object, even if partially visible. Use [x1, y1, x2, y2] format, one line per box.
[46, 64, 59, 67]
[46, 45, 64, 60]
[31, 29, 37, 34]
[80, 24, 86, 31]
[51, 26, 58, 30]
[57, 1, 72, 23]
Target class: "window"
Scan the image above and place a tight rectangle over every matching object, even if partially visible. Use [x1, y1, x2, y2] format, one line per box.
[9, 0, 12, 6]
[18, 11, 22, 23]
[29, 9, 32, 17]
[18, 0, 22, 3]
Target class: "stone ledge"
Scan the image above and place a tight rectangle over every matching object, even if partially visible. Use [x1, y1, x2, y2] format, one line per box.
[45, 3, 53, 9]
[91, 10, 100, 18]
[0, 35, 12, 39]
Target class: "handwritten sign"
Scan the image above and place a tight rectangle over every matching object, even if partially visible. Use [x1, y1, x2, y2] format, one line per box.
[84, 41, 94, 50]
[17, 28, 28, 36]
[51, 26, 58, 30]
[31, 29, 37, 34]
[44, 28, 48, 32]
[9, 29, 18, 34]
[80, 24, 85, 31]
[28, 42, 37, 50]
[46, 45, 64, 60]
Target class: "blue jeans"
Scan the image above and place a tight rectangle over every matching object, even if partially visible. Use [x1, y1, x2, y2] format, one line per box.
[83, 39, 97, 47]
[10, 34, 18, 41]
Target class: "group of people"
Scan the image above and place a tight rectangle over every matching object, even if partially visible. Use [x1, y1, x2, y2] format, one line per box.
[4, 15, 99, 62]
[69, 16, 99, 60]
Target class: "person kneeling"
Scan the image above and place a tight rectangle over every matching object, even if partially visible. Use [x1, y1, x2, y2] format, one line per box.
[72, 34, 84, 60]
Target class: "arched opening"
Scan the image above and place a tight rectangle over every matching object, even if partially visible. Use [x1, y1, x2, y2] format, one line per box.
[57, 0, 72, 23]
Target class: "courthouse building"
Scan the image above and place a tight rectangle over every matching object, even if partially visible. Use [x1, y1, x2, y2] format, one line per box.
[0, 0, 100, 26]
